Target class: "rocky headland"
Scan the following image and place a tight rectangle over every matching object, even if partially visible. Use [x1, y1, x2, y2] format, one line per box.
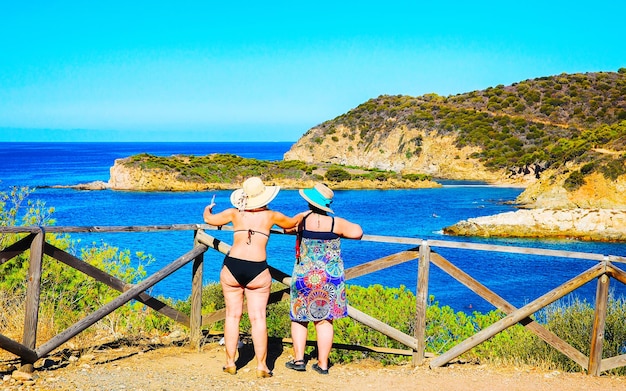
[281, 71, 626, 242]
[55, 71, 626, 242]
[103, 156, 441, 191]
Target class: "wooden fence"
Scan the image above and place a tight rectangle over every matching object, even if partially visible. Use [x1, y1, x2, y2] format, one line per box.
[1, 225, 625, 376]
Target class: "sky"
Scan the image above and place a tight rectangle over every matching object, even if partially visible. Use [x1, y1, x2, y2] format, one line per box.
[1, 1, 625, 142]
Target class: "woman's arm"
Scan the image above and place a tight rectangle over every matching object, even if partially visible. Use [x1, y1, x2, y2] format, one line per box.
[271, 210, 303, 231]
[203, 205, 236, 226]
[334, 217, 363, 239]
[282, 211, 307, 234]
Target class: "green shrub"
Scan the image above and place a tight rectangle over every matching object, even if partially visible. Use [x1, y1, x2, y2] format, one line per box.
[0, 187, 158, 334]
[564, 171, 585, 191]
[402, 173, 432, 182]
[325, 168, 352, 182]
[600, 157, 626, 180]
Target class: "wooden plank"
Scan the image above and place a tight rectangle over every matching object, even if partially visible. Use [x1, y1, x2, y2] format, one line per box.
[202, 308, 226, 326]
[0, 227, 41, 234]
[190, 251, 204, 350]
[430, 263, 605, 368]
[268, 288, 290, 306]
[345, 249, 419, 280]
[267, 288, 290, 304]
[278, 336, 434, 357]
[608, 255, 626, 264]
[1, 226, 619, 264]
[45, 243, 127, 290]
[0, 334, 38, 363]
[361, 234, 423, 246]
[360, 234, 607, 262]
[347, 305, 417, 350]
[0, 233, 35, 265]
[35, 245, 206, 358]
[22, 230, 44, 355]
[44, 243, 190, 326]
[601, 353, 626, 373]
[195, 230, 231, 255]
[17, 224, 204, 234]
[588, 275, 610, 376]
[414, 241, 430, 366]
[430, 252, 589, 369]
[426, 239, 606, 261]
[607, 263, 626, 285]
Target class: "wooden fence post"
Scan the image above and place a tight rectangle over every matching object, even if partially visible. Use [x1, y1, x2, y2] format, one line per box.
[22, 228, 45, 369]
[190, 232, 205, 351]
[588, 273, 610, 375]
[414, 240, 430, 366]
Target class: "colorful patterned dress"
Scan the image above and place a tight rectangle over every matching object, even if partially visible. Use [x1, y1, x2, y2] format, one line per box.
[290, 214, 348, 322]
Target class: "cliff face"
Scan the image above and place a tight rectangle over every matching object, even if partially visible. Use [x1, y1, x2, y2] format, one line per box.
[284, 127, 510, 182]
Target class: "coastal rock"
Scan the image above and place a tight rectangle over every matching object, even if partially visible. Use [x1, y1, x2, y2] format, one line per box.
[47, 181, 110, 190]
[73, 181, 109, 190]
[517, 170, 626, 209]
[443, 209, 626, 242]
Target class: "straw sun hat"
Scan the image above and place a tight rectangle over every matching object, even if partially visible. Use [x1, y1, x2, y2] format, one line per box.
[299, 183, 334, 213]
[230, 177, 280, 210]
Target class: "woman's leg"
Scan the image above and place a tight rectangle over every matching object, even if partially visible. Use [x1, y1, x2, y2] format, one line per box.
[244, 269, 272, 372]
[220, 266, 244, 369]
[314, 320, 334, 369]
[290, 321, 308, 361]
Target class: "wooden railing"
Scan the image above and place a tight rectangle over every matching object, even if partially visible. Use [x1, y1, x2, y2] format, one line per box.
[1, 225, 625, 375]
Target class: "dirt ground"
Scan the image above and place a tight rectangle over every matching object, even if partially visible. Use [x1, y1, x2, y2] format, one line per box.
[1, 336, 625, 391]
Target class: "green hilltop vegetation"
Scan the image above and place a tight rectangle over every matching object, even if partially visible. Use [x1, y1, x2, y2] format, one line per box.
[307, 69, 626, 188]
[122, 153, 432, 185]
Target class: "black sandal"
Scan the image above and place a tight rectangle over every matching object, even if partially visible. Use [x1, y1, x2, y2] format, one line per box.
[312, 363, 329, 375]
[285, 359, 306, 371]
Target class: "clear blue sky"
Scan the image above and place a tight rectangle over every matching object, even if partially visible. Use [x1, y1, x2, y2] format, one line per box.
[1, 1, 624, 142]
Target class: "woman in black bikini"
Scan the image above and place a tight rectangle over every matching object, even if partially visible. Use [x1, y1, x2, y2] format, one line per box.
[203, 177, 301, 378]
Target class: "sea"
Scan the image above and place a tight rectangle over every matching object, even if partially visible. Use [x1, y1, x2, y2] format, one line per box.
[1, 142, 625, 314]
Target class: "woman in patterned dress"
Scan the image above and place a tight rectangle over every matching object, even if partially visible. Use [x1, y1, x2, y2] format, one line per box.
[286, 183, 363, 374]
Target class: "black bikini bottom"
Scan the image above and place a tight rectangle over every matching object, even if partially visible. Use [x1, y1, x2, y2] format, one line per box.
[223, 255, 268, 287]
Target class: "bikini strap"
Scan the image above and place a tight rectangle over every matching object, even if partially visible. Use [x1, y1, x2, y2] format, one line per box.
[234, 229, 269, 245]
[301, 211, 314, 230]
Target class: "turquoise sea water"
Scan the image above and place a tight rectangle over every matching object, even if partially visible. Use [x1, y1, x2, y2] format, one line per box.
[1, 142, 625, 313]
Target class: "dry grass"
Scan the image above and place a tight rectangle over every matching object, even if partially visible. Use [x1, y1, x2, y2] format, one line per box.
[0, 291, 136, 362]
